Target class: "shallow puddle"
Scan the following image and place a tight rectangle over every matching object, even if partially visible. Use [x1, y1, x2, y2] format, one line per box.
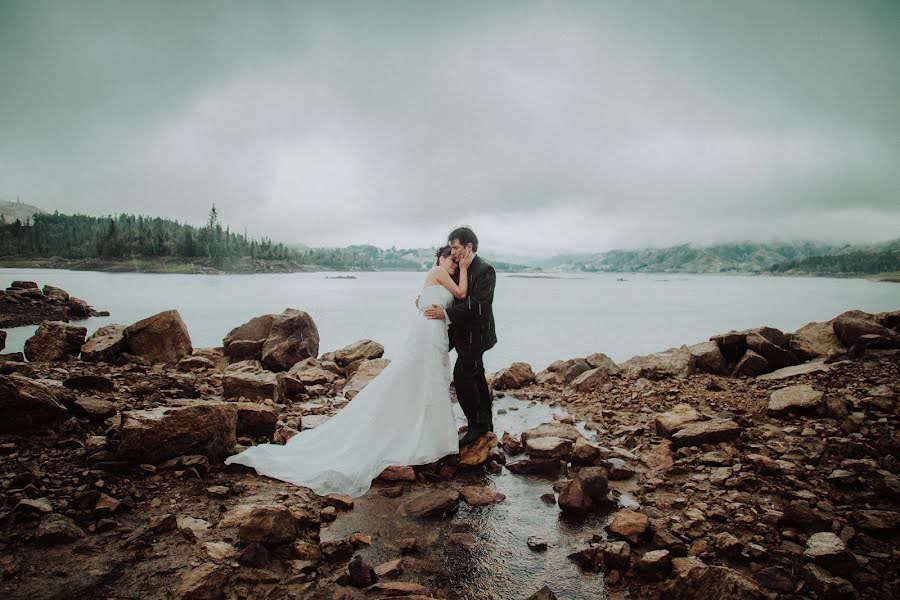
[321, 395, 620, 599]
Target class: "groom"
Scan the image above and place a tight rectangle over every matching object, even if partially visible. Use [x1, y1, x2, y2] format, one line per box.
[424, 226, 497, 447]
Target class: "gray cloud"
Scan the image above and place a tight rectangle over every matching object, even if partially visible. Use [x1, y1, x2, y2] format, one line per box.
[1, 0, 897, 255]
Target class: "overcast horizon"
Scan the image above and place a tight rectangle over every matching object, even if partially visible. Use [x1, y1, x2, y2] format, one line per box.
[1, 1, 898, 256]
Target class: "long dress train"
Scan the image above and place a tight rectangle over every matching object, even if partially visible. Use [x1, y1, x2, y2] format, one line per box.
[224, 284, 458, 497]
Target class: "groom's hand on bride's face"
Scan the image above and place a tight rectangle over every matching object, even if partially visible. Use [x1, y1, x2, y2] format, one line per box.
[423, 305, 445, 320]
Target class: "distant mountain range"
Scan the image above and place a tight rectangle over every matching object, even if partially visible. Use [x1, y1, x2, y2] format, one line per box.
[524, 240, 900, 274]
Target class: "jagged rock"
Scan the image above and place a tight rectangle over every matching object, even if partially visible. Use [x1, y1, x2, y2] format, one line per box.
[333, 339, 385, 366]
[767, 384, 824, 414]
[790, 321, 843, 359]
[571, 437, 602, 464]
[757, 359, 830, 381]
[238, 505, 297, 545]
[459, 432, 498, 466]
[119, 402, 237, 463]
[224, 339, 265, 363]
[688, 342, 728, 375]
[260, 308, 319, 372]
[347, 554, 377, 587]
[665, 565, 765, 600]
[177, 355, 216, 371]
[42, 285, 69, 302]
[0, 330, 5, 352]
[746, 332, 796, 369]
[804, 532, 857, 576]
[229, 402, 277, 438]
[374, 558, 403, 578]
[606, 509, 649, 544]
[670, 419, 740, 448]
[501, 431, 524, 454]
[0, 374, 69, 432]
[832, 313, 895, 347]
[15, 497, 53, 515]
[525, 436, 573, 459]
[72, 397, 117, 420]
[535, 360, 567, 385]
[224, 314, 276, 348]
[526, 585, 558, 600]
[558, 478, 593, 514]
[492, 362, 536, 389]
[733, 350, 769, 377]
[803, 563, 855, 600]
[585, 352, 619, 375]
[637, 549, 672, 581]
[124, 310, 192, 363]
[342, 358, 390, 400]
[67, 296, 92, 318]
[274, 372, 306, 403]
[562, 358, 592, 384]
[378, 465, 416, 482]
[567, 544, 605, 572]
[570, 367, 610, 392]
[405, 489, 460, 518]
[36, 513, 85, 544]
[460, 485, 505, 506]
[173, 563, 227, 600]
[223, 360, 277, 402]
[24, 321, 86, 362]
[521, 422, 584, 444]
[671, 556, 707, 579]
[291, 365, 337, 386]
[620, 346, 691, 380]
[655, 403, 703, 437]
[80, 324, 127, 363]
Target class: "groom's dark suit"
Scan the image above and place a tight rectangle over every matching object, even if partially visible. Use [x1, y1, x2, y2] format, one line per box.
[447, 255, 497, 433]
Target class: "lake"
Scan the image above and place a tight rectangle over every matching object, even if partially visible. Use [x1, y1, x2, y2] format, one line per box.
[1, 268, 898, 373]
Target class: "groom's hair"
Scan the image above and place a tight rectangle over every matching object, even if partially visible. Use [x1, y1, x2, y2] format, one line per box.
[448, 226, 478, 252]
[435, 245, 452, 265]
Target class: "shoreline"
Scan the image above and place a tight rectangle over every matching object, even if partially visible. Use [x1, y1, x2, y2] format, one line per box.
[1, 258, 898, 281]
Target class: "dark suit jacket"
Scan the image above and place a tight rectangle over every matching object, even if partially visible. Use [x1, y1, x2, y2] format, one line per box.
[447, 255, 497, 353]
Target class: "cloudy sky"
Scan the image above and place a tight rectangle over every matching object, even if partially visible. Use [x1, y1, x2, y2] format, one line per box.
[1, 1, 897, 255]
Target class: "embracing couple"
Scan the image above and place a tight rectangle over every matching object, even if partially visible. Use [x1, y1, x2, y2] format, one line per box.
[226, 226, 497, 497]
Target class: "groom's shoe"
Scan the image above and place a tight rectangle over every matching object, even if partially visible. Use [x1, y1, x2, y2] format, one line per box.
[458, 429, 483, 448]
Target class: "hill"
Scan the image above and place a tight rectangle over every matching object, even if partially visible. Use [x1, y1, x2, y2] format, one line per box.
[0, 198, 46, 224]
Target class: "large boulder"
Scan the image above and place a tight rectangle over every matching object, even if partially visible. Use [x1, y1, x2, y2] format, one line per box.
[223, 314, 277, 347]
[832, 312, 896, 347]
[789, 321, 843, 360]
[260, 309, 320, 372]
[80, 324, 127, 363]
[332, 339, 385, 367]
[521, 422, 584, 445]
[492, 362, 536, 389]
[620, 346, 691, 380]
[223, 360, 277, 402]
[745, 332, 797, 370]
[733, 350, 769, 377]
[0, 375, 69, 432]
[42, 285, 70, 303]
[124, 310, 192, 364]
[23, 321, 86, 362]
[585, 352, 619, 376]
[228, 402, 278, 438]
[119, 402, 237, 463]
[688, 342, 728, 375]
[342, 358, 390, 400]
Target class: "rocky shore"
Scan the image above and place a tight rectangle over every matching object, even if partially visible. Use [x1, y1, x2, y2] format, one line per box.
[0, 281, 106, 328]
[0, 290, 897, 599]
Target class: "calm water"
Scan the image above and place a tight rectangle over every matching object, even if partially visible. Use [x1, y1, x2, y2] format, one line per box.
[1, 268, 897, 372]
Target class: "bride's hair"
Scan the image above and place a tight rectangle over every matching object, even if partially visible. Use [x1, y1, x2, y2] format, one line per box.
[434, 245, 452, 266]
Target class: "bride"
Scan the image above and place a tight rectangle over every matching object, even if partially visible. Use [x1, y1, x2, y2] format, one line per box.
[225, 245, 474, 497]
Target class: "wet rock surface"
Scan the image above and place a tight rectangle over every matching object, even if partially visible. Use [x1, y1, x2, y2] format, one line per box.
[0, 305, 897, 599]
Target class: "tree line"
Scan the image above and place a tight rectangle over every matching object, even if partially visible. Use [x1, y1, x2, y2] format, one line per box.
[0, 207, 421, 270]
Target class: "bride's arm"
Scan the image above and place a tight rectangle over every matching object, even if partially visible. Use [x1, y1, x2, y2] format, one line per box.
[436, 266, 467, 300]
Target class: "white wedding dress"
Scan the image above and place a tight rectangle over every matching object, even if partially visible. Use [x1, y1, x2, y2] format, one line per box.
[225, 284, 459, 497]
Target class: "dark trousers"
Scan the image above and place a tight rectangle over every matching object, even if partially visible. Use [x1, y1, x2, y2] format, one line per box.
[453, 345, 493, 432]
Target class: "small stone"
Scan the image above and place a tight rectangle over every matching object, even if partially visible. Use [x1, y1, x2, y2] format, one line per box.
[527, 536, 548, 551]
[606, 509, 649, 544]
[347, 555, 377, 588]
[637, 549, 672, 581]
[36, 514, 85, 544]
[374, 558, 403, 578]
